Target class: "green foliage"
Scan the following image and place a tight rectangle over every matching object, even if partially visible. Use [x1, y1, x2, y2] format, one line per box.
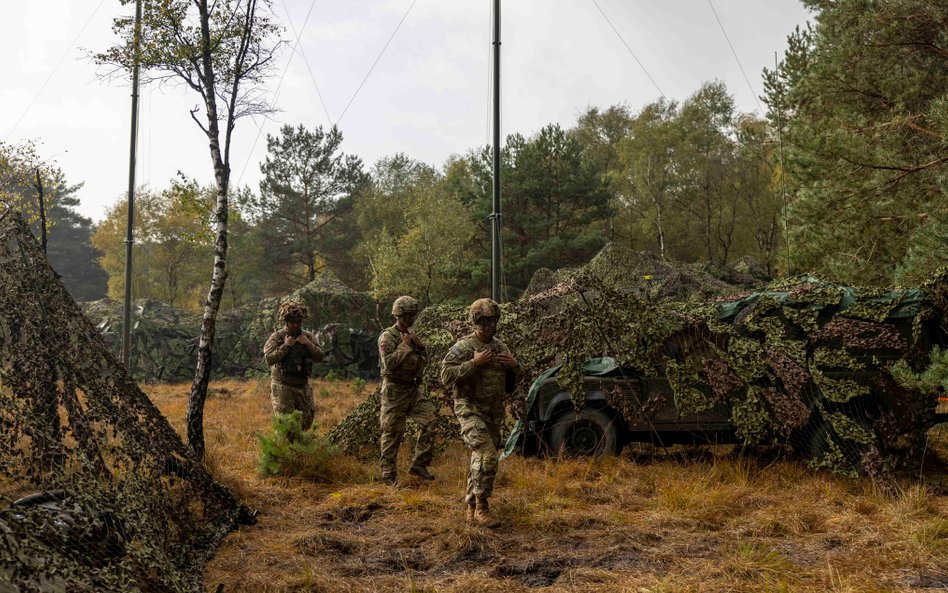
[764, 0, 948, 284]
[891, 347, 948, 395]
[0, 140, 65, 230]
[245, 124, 368, 292]
[92, 179, 258, 311]
[1, 141, 108, 301]
[357, 154, 477, 304]
[351, 377, 367, 396]
[257, 411, 337, 479]
[46, 195, 109, 301]
[611, 83, 783, 270]
[466, 124, 613, 296]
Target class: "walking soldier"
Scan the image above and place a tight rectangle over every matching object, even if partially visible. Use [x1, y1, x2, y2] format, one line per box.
[378, 296, 437, 484]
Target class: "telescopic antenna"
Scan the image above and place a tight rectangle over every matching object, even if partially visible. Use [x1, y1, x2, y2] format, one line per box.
[122, 0, 142, 367]
[490, 0, 503, 302]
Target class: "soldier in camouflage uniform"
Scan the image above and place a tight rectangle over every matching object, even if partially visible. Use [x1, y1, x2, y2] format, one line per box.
[378, 296, 437, 484]
[263, 301, 324, 430]
[441, 298, 522, 527]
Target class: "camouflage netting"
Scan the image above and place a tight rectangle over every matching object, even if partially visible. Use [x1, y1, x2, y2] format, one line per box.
[330, 244, 947, 478]
[0, 210, 252, 592]
[521, 243, 765, 301]
[80, 299, 249, 383]
[228, 272, 381, 378]
[82, 271, 384, 383]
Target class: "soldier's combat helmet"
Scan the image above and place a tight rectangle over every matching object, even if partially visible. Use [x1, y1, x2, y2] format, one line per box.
[391, 295, 420, 317]
[278, 300, 310, 322]
[468, 298, 501, 324]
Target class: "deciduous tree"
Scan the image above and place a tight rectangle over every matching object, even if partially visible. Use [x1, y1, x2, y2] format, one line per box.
[97, 0, 282, 457]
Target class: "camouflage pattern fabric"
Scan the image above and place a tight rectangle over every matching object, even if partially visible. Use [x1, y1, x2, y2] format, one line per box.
[0, 210, 251, 592]
[379, 383, 437, 478]
[441, 333, 523, 500]
[264, 329, 323, 428]
[269, 381, 316, 429]
[378, 325, 434, 477]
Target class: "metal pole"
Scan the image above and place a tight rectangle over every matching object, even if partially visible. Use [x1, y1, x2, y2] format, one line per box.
[122, 0, 143, 367]
[490, 0, 502, 302]
[775, 52, 791, 277]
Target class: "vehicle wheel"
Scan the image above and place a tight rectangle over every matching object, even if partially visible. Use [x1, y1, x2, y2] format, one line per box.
[547, 407, 620, 457]
[792, 414, 832, 461]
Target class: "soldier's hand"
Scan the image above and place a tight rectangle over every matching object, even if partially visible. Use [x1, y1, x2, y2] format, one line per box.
[410, 334, 424, 348]
[296, 333, 312, 347]
[496, 352, 517, 368]
[284, 335, 298, 347]
[401, 333, 413, 346]
[473, 349, 494, 367]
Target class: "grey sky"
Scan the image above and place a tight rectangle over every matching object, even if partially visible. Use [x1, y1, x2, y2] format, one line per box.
[2, 0, 812, 222]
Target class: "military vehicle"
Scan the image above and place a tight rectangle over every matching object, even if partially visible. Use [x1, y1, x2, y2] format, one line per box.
[505, 280, 948, 466]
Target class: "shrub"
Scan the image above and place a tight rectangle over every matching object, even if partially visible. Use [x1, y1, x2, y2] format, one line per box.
[257, 411, 338, 480]
[351, 377, 367, 396]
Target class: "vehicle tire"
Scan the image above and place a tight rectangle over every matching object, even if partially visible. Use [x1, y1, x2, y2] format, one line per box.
[792, 417, 832, 461]
[547, 407, 620, 457]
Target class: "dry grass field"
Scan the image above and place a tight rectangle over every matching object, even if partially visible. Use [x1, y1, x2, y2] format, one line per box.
[144, 379, 948, 593]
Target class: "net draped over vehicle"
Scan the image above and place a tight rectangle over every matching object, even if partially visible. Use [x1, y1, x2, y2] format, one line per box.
[329, 245, 947, 479]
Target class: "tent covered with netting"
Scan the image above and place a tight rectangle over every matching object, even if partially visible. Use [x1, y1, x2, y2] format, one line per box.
[0, 210, 253, 592]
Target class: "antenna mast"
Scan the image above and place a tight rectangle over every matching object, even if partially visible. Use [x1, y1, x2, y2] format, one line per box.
[490, 0, 502, 302]
[122, 0, 142, 366]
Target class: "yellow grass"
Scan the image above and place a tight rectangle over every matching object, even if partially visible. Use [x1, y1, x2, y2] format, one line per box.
[143, 379, 948, 593]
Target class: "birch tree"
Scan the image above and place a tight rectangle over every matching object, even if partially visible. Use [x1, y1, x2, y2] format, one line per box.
[96, 0, 282, 458]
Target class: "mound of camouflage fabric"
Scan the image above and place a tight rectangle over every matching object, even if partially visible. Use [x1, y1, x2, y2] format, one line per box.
[80, 298, 249, 383]
[330, 263, 947, 477]
[0, 210, 252, 593]
[522, 243, 764, 301]
[225, 272, 382, 379]
[82, 272, 384, 382]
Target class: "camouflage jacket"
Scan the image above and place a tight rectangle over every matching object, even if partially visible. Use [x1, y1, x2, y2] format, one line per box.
[264, 329, 324, 386]
[440, 333, 523, 407]
[378, 325, 427, 384]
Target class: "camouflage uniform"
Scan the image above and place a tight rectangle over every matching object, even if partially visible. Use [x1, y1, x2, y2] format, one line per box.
[378, 324, 436, 480]
[441, 332, 522, 503]
[264, 328, 324, 429]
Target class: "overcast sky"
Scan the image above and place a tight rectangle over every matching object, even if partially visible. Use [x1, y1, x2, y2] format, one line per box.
[2, 0, 812, 222]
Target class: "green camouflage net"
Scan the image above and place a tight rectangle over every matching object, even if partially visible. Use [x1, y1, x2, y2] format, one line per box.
[83, 271, 383, 382]
[231, 274, 381, 379]
[0, 210, 252, 592]
[329, 243, 947, 478]
[80, 298, 248, 383]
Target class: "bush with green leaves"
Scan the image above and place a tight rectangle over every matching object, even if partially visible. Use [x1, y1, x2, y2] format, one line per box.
[257, 411, 338, 480]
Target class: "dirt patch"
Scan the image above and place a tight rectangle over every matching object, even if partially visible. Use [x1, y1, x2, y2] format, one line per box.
[320, 501, 383, 523]
[293, 531, 358, 555]
[493, 559, 563, 587]
[898, 570, 948, 590]
[340, 549, 431, 576]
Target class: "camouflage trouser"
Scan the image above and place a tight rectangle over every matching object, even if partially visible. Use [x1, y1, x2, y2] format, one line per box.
[379, 381, 437, 479]
[455, 399, 503, 501]
[270, 380, 315, 430]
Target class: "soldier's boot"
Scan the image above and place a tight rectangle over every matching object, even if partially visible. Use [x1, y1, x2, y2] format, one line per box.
[409, 465, 435, 481]
[463, 494, 476, 524]
[474, 496, 501, 529]
[466, 500, 476, 524]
